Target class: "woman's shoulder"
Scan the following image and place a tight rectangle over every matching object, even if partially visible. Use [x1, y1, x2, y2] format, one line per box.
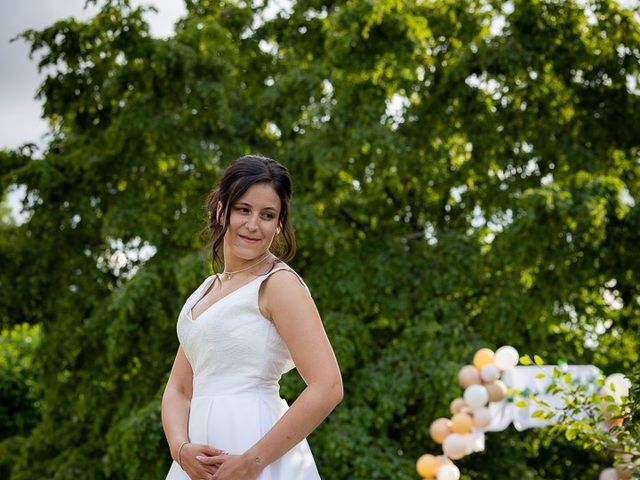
[262, 262, 308, 291]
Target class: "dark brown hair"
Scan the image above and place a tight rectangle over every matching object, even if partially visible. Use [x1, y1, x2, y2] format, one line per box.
[205, 154, 296, 269]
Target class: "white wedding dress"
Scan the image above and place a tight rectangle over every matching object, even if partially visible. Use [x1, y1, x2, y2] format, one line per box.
[165, 267, 321, 480]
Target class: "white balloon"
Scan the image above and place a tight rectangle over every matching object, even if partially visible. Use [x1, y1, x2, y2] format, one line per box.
[464, 384, 489, 409]
[480, 364, 500, 383]
[436, 464, 461, 480]
[606, 373, 631, 401]
[599, 467, 619, 480]
[495, 345, 519, 370]
[442, 433, 467, 460]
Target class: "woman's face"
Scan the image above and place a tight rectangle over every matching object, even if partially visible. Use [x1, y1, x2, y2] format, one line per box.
[223, 182, 282, 261]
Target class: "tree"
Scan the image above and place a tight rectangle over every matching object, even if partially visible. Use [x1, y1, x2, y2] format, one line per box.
[0, 0, 638, 478]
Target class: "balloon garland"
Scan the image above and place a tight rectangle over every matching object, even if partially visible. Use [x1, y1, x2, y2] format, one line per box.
[417, 345, 519, 480]
[416, 346, 633, 480]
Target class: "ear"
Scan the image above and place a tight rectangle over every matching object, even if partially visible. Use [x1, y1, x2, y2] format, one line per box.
[216, 202, 224, 225]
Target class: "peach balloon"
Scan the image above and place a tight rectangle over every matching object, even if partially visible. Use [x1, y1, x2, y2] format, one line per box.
[472, 407, 492, 429]
[430, 418, 452, 444]
[458, 365, 481, 388]
[442, 433, 467, 460]
[416, 454, 439, 478]
[451, 413, 473, 434]
[473, 348, 495, 369]
[436, 455, 453, 467]
[485, 380, 507, 402]
[449, 398, 466, 415]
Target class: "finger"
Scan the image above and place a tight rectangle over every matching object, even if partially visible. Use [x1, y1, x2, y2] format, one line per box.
[208, 454, 228, 463]
[196, 455, 219, 465]
[202, 445, 226, 456]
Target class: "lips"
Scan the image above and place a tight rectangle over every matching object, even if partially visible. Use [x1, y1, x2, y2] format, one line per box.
[239, 235, 260, 243]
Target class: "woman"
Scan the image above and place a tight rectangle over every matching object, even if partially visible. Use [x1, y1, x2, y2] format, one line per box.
[162, 154, 343, 480]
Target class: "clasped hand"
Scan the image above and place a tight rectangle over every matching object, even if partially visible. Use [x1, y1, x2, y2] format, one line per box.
[195, 451, 263, 480]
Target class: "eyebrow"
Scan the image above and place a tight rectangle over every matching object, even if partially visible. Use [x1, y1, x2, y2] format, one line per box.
[235, 201, 278, 212]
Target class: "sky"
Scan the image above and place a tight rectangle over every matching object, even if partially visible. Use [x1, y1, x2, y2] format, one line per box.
[0, 0, 186, 150]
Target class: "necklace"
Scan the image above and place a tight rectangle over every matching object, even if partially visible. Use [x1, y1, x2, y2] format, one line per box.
[221, 252, 272, 281]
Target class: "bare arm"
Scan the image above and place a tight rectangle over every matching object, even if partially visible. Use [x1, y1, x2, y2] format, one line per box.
[207, 271, 343, 479]
[162, 346, 222, 478]
[161, 345, 193, 461]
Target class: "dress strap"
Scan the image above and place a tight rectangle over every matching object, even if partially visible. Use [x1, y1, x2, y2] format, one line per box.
[258, 266, 309, 291]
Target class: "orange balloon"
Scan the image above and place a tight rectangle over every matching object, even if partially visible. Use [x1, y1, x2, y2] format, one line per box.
[610, 417, 623, 427]
[458, 365, 481, 388]
[416, 454, 439, 478]
[449, 397, 466, 415]
[485, 380, 507, 402]
[473, 348, 495, 369]
[451, 413, 473, 434]
[429, 418, 452, 444]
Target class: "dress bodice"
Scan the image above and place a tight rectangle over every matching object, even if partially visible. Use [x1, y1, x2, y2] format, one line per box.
[177, 269, 296, 384]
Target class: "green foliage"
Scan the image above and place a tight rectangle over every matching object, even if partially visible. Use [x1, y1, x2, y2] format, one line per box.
[0, 323, 41, 440]
[0, 324, 41, 478]
[1, 0, 639, 478]
[513, 356, 639, 476]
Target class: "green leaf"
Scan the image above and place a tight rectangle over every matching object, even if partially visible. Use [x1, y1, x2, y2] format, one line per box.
[520, 355, 533, 365]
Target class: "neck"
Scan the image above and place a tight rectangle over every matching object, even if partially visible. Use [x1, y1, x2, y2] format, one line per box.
[222, 251, 272, 277]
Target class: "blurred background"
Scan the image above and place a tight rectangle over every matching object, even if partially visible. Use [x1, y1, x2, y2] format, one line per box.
[1, 0, 638, 478]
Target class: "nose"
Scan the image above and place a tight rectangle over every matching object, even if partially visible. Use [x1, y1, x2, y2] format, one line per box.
[245, 214, 259, 231]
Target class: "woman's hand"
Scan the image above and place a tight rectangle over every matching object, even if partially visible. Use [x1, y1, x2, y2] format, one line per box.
[180, 443, 225, 479]
[197, 453, 263, 480]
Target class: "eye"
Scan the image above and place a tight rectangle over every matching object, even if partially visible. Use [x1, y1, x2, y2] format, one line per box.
[262, 212, 276, 220]
[234, 206, 250, 214]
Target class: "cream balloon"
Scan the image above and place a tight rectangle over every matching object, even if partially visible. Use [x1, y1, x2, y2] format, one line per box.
[485, 380, 507, 402]
[472, 407, 492, 429]
[480, 364, 500, 383]
[599, 468, 619, 480]
[436, 464, 461, 480]
[430, 418, 452, 444]
[473, 348, 495, 369]
[458, 365, 481, 388]
[442, 433, 467, 460]
[416, 454, 439, 478]
[464, 384, 489, 409]
[494, 345, 519, 370]
[450, 397, 466, 415]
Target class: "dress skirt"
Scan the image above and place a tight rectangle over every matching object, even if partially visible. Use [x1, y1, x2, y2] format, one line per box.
[165, 375, 321, 480]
